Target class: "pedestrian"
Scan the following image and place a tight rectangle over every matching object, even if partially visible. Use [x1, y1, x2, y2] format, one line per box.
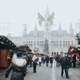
[27, 54, 33, 67]
[60, 53, 70, 79]
[45, 55, 49, 67]
[32, 54, 38, 73]
[72, 54, 76, 68]
[49, 55, 53, 68]
[5, 52, 27, 80]
[55, 54, 60, 67]
[38, 55, 42, 67]
[42, 56, 45, 64]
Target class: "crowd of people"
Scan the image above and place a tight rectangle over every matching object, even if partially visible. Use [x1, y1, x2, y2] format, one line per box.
[5, 52, 54, 80]
[55, 53, 78, 79]
[5, 51, 78, 80]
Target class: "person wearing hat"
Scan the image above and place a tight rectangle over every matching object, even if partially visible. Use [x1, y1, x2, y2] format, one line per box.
[5, 52, 27, 80]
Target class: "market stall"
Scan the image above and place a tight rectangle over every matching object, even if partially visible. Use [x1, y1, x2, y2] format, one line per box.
[0, 36, 16, 69]
[68, 46, 80, 60]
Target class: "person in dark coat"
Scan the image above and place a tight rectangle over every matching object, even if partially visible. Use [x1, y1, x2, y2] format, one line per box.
[49, 55, 53, 68]
[27, 54, 32, 67]
[42, 56, 45, 64]
[5, 52, 27, 80]
[32, 55, 38, 73]
[45, 55, 49, 67]
[60, 54, 70, 79]
[72, 54, 76, 68]
[55, 54, 60, 67]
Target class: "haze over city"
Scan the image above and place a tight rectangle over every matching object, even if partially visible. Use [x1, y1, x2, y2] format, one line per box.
[0, 0, 80, 36]
[1, 1, 80, 80]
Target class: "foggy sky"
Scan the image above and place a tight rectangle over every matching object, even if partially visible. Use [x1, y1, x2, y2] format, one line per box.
[0, 0, 80, 36]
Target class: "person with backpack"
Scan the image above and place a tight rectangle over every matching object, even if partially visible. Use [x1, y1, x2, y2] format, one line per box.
[5, 52, 27, 80]
[60, 53, 70, 79]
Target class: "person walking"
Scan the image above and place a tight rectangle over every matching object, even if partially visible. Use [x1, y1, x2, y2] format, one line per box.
[32, 54, 38, 73]
[42, 56, 45, 64]
[45, 55, 49, 67]
[5, 52, 27, 80]
[49, 54, 53, 68]
[55, 54, 60, 67]
[60, 53, 70, 79]
[38, 55, 42, 67]
[27, 54, 33, 67]
[72, 54, 76, 68]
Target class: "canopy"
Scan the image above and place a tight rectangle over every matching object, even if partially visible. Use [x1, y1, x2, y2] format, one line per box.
[0, 35, 16, 49]
[16, 45, 32, 54]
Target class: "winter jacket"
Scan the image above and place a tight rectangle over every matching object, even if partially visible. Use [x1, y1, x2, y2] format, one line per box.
[5, 63, 27, 80]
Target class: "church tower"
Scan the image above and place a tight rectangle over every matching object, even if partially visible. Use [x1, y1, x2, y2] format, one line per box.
[69, 23, 74, 35]
[37, 7, 54, 32]
[76, 21, 80, 33]
[58, 24, 62, 31]
[23, 24, 27, 37]
[45, 7, 49, 19]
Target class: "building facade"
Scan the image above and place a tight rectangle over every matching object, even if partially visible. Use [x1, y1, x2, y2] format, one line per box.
[7, 10, 78, 55]
[7, 25, 77, 55]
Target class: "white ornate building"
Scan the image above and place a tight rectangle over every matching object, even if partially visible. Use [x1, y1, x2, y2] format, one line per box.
[7, 10, 78, 55]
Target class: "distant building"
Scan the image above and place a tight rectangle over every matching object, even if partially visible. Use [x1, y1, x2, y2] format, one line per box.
[7, 9, 78, 55]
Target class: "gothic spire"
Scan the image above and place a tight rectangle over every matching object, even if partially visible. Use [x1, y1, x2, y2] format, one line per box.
[58, 24, 62, 31]
[45, 6, 49, 18]
[23, 24, 27, 37]
[69, 23, 74, 35]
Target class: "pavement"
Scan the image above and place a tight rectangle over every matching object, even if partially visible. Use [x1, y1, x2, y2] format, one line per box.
[0, 70, 6, 80]
[52, 61, 80, 80]
[0, 60, 80, 80]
